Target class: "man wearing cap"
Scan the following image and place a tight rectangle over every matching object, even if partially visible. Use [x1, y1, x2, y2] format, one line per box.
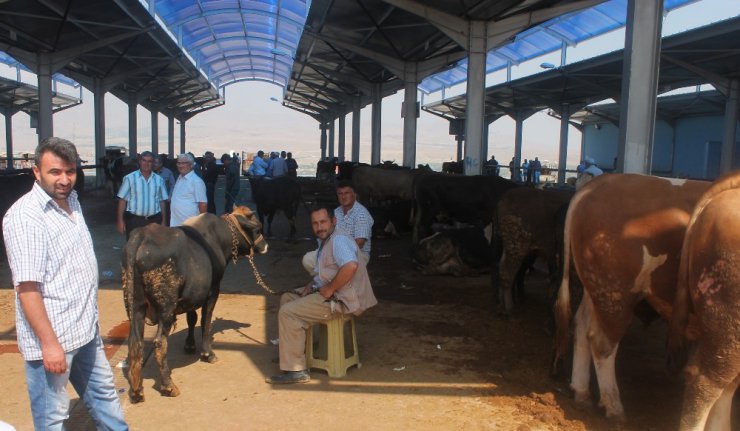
[116, 151, 168, 240]
[170, 153, 207, 226]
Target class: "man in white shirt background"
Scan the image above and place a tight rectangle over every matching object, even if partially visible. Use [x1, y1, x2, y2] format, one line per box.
[170, 153, 207, 227]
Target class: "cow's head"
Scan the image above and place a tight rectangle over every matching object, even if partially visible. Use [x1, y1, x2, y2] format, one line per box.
[229, 206, 269, 255]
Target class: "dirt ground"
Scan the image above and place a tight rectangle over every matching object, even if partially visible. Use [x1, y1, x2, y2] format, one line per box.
[0, 177, 735, 430]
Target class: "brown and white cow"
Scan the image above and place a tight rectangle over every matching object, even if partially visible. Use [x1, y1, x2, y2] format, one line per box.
[668, 172, 740, 431]
[554, 174, 710, 419]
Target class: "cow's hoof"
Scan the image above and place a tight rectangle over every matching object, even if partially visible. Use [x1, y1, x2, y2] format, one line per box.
[129, 390, 145, 404]
[573, 389, 591, 405]
[184, 344, 196, 354]
[201, 352, 219, 363]
[161, 385, 180, 397]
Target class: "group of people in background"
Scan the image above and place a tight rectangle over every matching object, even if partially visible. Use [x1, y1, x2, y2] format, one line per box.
[116, 150, 248, 240]
[247, 150, 298, 178]
[505, 156, 542, 184]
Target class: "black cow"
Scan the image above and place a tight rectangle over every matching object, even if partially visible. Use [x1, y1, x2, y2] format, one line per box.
[123, 206, 268, 402]
[316, 158, 337, 182]
[412, 227, 492, 276]
[100, 156, 137, 196]
[0, 169, 35, 251]
[247, 176, 302, 237]
[442, 161, 463, 174]
[412, 174, 519, 243]
[493, 186, 574, 314]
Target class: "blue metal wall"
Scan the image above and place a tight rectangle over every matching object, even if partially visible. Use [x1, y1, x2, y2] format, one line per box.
[583, 115, 740, 180]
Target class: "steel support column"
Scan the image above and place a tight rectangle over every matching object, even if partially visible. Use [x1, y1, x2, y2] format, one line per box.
[167, 115, 175, 157]
[558, 105, 571, 186]
[180, 119, 186, 154]
[371, 86, 382, 165]
[151, 110, 159, 155]
[128, 94, 137, 156]
[463, 21, 486, 175]
[720, 79, 739, 174]
[513, 114, 524, 182]
[617, 0, 663, 174]
[320, 122, 327, 161]
[328, 119, 335, 159]
[351, 106, 361, 162]
[93, 78, 106, 186]
[37, 54, 53, 141]
[5, 112, 14, 169]
[402, 80, 417, 168]
[338, 114, 346, 161]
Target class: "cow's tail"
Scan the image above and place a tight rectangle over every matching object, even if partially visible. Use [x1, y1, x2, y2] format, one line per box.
[551, 186, 582, 375]
[121, 231, 145, 321]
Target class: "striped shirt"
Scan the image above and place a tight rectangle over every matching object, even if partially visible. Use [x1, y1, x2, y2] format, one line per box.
[334, 202, 374, 257]
[117, 170, 169, 216]
[3, 183, 99, 361]
[313, 233, 358, 288]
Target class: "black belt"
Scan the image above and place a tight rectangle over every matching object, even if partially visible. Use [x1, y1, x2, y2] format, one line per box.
[125, 212, 161, 220]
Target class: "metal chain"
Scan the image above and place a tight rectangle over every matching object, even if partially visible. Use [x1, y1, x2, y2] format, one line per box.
[247, 254, 279, 295]
[223, 213, 278, 295]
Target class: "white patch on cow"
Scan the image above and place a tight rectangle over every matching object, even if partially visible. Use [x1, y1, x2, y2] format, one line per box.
[384, 221, 398, 236]
[631, 245, 667, 296]
[483, 223, 492, 244]
[419, 232, 441, 245]
[657, 176, 688, 186]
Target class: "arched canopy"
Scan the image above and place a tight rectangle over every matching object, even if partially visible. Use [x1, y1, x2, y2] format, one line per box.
[151, 0, 311, 89]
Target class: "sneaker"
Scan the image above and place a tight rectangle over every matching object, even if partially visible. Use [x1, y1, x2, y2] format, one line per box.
[265, 370, 311, 384]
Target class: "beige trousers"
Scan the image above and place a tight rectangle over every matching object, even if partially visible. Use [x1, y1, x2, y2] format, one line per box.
[301, 250, 369, 276]
[278, 291, 338, 371]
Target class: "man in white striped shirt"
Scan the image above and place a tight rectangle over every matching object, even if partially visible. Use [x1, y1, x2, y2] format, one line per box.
[3, 137, 128, 430]
[116, 151, 168, 240]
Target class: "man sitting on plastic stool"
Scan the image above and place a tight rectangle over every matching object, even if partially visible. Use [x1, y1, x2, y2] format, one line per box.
[267, 204, 377, 384]
[302, 180, 373, 275]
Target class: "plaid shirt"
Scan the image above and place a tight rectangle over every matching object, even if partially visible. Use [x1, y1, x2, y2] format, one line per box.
[334, 202, 373, 257]
[3, 183, 99, 361]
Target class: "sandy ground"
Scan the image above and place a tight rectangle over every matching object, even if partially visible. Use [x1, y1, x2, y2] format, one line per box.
[0, 177, 736, 430]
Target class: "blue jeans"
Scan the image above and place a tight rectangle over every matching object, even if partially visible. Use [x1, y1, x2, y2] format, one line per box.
[24, 331, 128, 431]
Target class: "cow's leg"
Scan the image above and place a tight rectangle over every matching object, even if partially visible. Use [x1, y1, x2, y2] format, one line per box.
[703, 375, 739, 431]
[267, 212, 275, 237]
[126, 305, 147, 403]
[570, 290, 593, 406]
[199, 290, 221, 363]
[591, 339, 623, 420]
[154, 317, 180, 397]
[288, 216, 296, 238]
[680, 349, 740, 431]
[497, 250, 519, 315]
[184, 310, 197, 354]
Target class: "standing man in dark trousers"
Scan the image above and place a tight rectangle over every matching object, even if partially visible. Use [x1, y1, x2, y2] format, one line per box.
[221, 153, 241, 213]
[4, 137, 129, 430]
[202, 151, 219, 213]
[116, 151, 169, 240]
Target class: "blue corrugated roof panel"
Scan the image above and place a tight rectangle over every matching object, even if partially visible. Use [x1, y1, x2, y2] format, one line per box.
[151, 0, 310, 89]
[419, 0, 696, 94]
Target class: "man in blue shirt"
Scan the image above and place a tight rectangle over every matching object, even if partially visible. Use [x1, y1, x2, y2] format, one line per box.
[302, 180, 373, 274]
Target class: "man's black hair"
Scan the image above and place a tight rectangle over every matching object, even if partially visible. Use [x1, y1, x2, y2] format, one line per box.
[335, 179, 355, 191]
[35, 137, 78, 166]
[310, 203, 336, 218]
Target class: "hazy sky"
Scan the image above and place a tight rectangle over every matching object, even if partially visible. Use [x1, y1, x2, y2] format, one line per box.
[1, 0, 736, 172]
